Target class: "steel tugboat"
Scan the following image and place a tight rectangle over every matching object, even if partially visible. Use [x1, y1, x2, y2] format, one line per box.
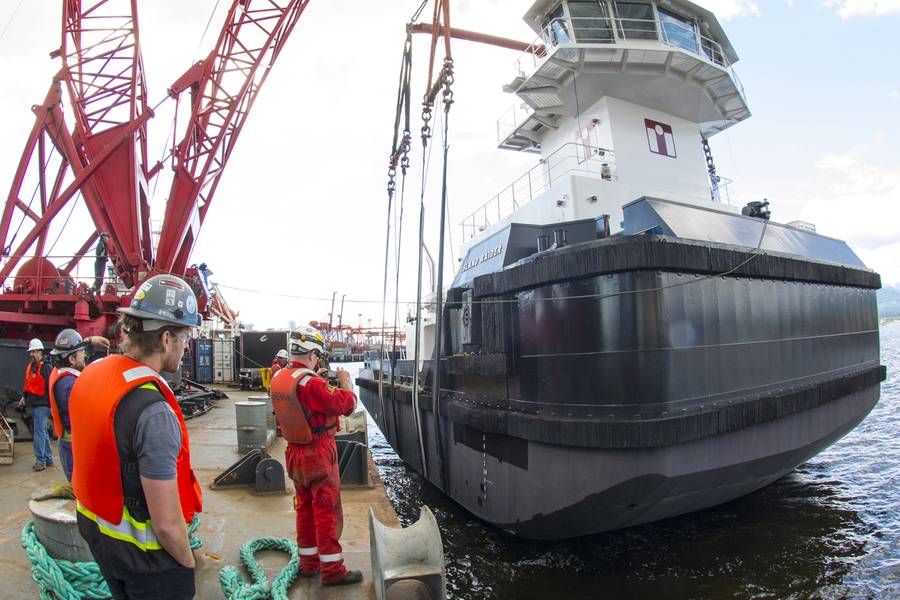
[358, 0, 885, 539]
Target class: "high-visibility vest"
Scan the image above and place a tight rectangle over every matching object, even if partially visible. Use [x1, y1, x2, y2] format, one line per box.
[48, 367, 79, 440]
[23, 361, 46, 396]
[270, 367, 339, 444]
[70, 355, 201, 555]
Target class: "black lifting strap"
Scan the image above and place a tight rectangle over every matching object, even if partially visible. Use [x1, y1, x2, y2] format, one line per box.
[381, 31, 414, 446]
[390, 32, 413, 165]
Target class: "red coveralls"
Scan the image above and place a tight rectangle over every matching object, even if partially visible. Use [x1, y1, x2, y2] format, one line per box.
[282, 362, 356, 582]
[271, 358, 286, 379]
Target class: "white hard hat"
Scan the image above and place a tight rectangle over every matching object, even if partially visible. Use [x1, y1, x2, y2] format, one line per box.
[27, 338, 44, 352]
[289, 326, 326, 356]
[276, 349, 289, 360]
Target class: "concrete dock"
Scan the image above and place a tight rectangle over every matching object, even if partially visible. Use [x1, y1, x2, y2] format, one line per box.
[0, 387, 400, 599]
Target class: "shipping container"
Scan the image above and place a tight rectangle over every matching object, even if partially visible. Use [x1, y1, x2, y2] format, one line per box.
[239, 330, 288, 370]
[213, 336, 235, 383]
[194, 338, 213, 384]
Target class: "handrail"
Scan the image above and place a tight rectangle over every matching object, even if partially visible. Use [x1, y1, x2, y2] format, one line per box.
[460, 142, 616, 240]
[515, 16, 733, 76]
[458, 144, 738, 242]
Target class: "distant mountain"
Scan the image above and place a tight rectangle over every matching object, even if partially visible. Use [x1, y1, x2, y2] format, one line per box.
[878, 284, 900, 318]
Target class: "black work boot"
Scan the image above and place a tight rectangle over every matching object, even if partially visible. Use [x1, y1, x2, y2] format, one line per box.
[323, 570, 363, 586]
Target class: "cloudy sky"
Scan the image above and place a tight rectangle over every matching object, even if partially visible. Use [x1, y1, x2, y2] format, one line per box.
[0, 0, 898, 330]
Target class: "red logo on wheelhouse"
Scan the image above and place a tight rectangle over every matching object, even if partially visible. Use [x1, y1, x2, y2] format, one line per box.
[645, 119, 676, 158]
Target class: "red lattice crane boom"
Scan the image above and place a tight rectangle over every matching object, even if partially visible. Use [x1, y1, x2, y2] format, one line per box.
[0, 0, 309, 339]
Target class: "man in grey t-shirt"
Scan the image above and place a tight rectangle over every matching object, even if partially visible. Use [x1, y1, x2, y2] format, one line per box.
[71, 274, 201, 600]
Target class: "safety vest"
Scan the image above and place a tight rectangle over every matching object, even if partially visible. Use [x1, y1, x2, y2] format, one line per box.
[70, 355, 201, 568]
[270, 367, 339, 444]
[48, 367, 79, 440]
[23, 361, 46, 396]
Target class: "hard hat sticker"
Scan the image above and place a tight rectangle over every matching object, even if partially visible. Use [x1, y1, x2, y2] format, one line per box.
[186, 296, 197, 313]
[159, 278, 184, 290]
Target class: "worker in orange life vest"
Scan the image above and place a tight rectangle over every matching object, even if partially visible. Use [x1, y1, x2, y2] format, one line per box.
[69, 274, 202, 599]
[270, 326, 362, 586]
[271, 348, 289, 378]
[48, 329, 110, 481]
[18, 338, 53, 471]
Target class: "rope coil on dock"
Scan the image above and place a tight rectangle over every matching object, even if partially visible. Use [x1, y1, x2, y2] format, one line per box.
[219, 537, 300, 600]
[21, 515, 202, 599]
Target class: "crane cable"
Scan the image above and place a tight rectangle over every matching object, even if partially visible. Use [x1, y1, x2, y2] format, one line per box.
[412, 0, 454, 491]
[380, 30, 413, 444]
[389, 36, 414, 450]
[429, 55, 454, 494]
[0, 0, 24, 45]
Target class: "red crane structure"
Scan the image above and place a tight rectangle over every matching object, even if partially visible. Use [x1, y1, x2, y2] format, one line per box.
[0, 0, 309, 340]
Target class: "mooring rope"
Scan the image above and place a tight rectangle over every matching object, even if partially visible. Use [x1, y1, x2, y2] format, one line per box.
[21, 515, 202, 599]
[218, 537, 300, 600]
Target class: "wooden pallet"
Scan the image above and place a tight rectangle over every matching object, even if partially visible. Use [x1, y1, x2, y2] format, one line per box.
[0, 412, 13, 464]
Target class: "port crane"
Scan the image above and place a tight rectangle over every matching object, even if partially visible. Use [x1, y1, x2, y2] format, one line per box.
[0, 0, 531, 342]
[0, 0, 310, 339]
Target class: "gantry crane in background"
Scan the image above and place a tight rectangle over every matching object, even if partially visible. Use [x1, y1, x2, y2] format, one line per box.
[0, 0, 310, 339]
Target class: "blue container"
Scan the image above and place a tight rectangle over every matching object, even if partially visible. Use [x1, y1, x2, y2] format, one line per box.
[193, 338, 213, 384]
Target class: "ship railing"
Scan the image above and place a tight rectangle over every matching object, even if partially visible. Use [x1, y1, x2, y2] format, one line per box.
[497, 102, 536, 146]
[711, 174, 735, 205]
[515, 15, 736, 81]
[460, 142, 616, 241]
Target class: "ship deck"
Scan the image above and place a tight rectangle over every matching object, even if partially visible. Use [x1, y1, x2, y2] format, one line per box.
[0, 387, 399, 599]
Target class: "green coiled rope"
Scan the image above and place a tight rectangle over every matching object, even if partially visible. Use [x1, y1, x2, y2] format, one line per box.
[21, 515, 202, 600]
[219, 537, 300, 600]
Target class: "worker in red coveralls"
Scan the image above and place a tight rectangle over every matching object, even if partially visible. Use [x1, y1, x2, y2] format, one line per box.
[271, 349, 289, 378]
[269, 326, 362, 587]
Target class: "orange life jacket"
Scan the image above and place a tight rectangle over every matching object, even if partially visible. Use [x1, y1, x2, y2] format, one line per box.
[23, 361, 46, 396]
[48, 367, 79, 438]
[70, 354, 202, 525]
[270, 367, 339, 444]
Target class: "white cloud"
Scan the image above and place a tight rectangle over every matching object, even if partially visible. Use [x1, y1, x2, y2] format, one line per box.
[796, 137, 900, 284]
[891, 89, 899, 101]
[823, 0, 900, 18]
[694, 0, 762, 19]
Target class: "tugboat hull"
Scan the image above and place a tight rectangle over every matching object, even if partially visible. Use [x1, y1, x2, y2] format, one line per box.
[358, 201, 885, 540]
[359, 382, 878, 539]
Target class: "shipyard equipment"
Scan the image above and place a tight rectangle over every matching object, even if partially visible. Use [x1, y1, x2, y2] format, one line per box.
[211, 448, 287, 495]
[0, 0, 311, 340]
[369, 506, 445, 600]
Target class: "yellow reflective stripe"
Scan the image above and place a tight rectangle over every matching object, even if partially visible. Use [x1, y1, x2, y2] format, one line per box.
[76, 501, 162, 551]
[121, 505, 151, 532]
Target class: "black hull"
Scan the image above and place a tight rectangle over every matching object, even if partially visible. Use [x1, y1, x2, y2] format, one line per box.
[357, 227, 884, 540]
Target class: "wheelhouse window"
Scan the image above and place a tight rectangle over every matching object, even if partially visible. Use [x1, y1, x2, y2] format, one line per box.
[568, 1, 614, 43]
[543, 4, 572, 45]
[613, 2, 657, 41]
[658, 8, 698, 53]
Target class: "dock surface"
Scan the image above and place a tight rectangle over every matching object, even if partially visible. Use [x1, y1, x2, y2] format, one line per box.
[0, 387, 399, 599]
